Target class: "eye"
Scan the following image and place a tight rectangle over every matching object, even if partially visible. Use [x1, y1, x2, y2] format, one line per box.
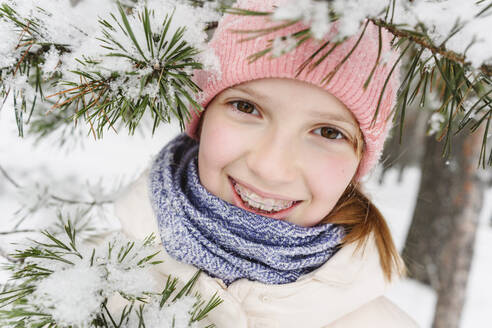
[313, 127, 346, 140]
[230, 100, 259, 116]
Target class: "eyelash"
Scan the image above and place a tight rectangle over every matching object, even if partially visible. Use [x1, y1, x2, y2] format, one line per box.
[228, 100, 347, 141]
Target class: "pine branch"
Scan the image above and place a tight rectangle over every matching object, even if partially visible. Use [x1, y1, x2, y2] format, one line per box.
[1, 1, 217, 143]
[0, 163, 117, 230]
[0, 229, 37, 236]
[0, 164, 20, 188]
[49, 194, 113, 206]
[0, 3, 72, 137]
[192, 291, 223, 322]
[0, 221, 222, 327]
[49, 2, 205, 137]
[2, 0, 487, 165]
[370, 18, 492, 77]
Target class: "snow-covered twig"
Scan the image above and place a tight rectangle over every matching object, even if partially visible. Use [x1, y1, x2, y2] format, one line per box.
[0, 221, 222, 327]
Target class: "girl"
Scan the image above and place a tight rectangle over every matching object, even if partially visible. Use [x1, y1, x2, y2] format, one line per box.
[115, 0, 418, 326]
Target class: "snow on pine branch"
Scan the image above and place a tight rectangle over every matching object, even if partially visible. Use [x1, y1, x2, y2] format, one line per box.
[393, 0, 492, 69]
[0, 223, 222, 327]
[0, 166, 121, 239]
[0, 0, 220, 140]
[2, 0, 491, 160]
[271, 0, 492, 70]
[54, 0, 220, 136]
[0, 0, 115, 136]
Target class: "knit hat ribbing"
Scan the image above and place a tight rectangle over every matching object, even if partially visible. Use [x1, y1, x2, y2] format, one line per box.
[186, 0, 400, 179]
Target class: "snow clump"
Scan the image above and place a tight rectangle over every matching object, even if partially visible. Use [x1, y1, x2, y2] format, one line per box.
[29, 264, 104, 327]
[20, 232, 165, 327]
[272, 0, 331, 39]
[272, 36, 297, 57]
[272, 0, 492, 69]
[428, 112, 445, 136]
[125, 295, 199, 328]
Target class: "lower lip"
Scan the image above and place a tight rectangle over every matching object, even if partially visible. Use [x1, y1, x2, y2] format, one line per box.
[228, 177, 300, 220]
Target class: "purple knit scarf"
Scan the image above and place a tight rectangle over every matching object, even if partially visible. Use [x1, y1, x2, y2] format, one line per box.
[149, 134, 345, 285]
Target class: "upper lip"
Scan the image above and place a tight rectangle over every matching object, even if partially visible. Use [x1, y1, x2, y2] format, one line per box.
[229, 176, 300, 202]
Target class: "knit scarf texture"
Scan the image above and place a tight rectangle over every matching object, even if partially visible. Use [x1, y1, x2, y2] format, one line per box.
[149, 133, 346, 285]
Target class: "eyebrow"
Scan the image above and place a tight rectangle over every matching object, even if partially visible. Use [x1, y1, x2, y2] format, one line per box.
[228, 85, 357, 127]
[306, 109, 357, 126]
[228, 85, 270, 102]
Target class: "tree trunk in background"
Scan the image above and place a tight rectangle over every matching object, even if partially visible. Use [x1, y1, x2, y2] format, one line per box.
[379, 108, 429, 180]
[402, 128, 485, 328]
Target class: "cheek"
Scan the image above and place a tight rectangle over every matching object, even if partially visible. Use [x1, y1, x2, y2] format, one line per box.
[304, 152, 359, 219]
[199, 127, 235, 169]
[197, 110, 247, 190]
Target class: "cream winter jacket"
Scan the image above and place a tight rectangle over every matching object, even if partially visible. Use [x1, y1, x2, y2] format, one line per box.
[114, 172, 419, 328]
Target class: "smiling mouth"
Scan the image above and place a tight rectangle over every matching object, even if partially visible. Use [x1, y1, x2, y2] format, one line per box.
[228, 177, 301, 216]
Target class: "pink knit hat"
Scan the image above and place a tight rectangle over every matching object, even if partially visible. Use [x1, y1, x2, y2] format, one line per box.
[186, 0, 400, 179]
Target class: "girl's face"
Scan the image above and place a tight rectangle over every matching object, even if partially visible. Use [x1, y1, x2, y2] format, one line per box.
[198, 78, 361, 227]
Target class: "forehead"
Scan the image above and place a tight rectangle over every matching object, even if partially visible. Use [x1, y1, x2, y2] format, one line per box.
[220, 78, 358, 125]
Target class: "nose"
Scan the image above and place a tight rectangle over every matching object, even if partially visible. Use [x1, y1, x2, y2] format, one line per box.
[246, 132, 298, 184]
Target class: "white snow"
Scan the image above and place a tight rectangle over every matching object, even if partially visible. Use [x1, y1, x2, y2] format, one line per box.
[272, 35, 297, 57]
[0, 19, 20, 68]
[126, 295, 199, 328]
[331, 0, 388, 39]
[8, 227, 180, 327]
[29, 263, 104, 327]
[40, 46, 61, 79]
[272, 0, 331, 40]
[428, 112, 446, 136]
[273, 0, 492, 69]
[1, 73, 36, 100]
[1, 0, 220, 116]
[397, 0, 492, 69]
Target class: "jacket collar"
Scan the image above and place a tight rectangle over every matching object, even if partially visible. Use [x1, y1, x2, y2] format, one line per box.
[311, 234, 382, 284]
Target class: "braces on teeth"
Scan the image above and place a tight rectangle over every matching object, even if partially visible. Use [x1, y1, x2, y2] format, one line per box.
[233, 181, 295, 213]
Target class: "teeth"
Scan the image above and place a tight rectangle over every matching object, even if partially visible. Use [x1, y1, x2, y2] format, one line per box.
[233, 181, 295, 213]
